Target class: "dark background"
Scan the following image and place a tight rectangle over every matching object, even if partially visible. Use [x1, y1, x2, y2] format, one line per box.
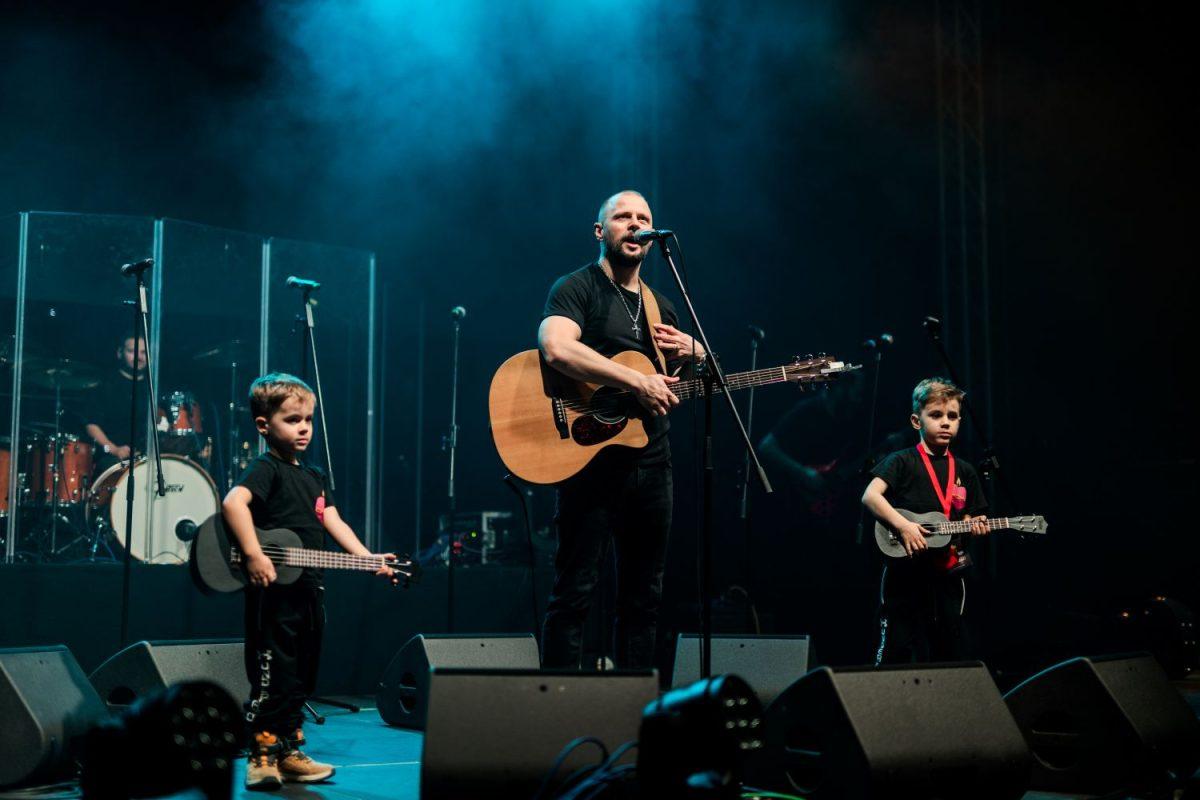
[1, 1, 1192, 680]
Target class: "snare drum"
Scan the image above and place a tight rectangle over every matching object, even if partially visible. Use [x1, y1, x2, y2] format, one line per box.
[90, 454, 218, 564]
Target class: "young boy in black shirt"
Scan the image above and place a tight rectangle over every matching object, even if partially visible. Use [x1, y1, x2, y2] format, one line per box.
[223, 372, 395, 791]
[861, 377, 989, 664]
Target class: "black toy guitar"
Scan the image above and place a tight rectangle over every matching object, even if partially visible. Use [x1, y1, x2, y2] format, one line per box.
[190, 514, 420, 594]
[875, 509, 1047, 572]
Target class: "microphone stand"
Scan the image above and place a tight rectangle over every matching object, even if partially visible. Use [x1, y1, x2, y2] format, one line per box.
[296, 286, 335, 489]
[739, 325, 765, 630]
[119, 260, 165, 648]
[854, 335, 890, 545]
[922, 317, 1012, 503]
[654, 235, 772, 679]
[444, 307, 464, 632]
[292, 280, 356, 719]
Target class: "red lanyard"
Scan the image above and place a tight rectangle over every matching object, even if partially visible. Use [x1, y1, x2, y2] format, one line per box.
[916, 443, 955, 518]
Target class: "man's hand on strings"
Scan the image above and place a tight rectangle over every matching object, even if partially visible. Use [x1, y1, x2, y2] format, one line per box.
[634, 373, 680, 417]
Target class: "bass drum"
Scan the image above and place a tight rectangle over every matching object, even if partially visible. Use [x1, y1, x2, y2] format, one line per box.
[91, 455, 219, 564]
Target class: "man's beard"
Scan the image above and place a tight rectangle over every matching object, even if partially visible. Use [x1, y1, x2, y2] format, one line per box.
[605, 237, 645, 271]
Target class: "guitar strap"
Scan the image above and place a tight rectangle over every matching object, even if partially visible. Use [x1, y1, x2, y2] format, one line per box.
[915, 443, 956, 519]
[639, 280, 669, 375]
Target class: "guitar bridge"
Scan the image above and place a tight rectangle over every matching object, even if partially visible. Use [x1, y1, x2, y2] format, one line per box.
[551, 398, 569, 440]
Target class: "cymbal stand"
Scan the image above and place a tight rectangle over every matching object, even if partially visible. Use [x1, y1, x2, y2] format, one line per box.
[49, 381, 63, 555]
[226, 357, 239, 492]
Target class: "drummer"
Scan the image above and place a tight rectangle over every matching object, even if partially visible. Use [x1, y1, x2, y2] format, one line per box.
[84, 331, 148, 471]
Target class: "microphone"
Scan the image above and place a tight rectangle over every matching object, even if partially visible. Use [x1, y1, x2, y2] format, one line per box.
[286, 276, 321, 292]
[923, 316, 942, 335]
[747, 325, 766, 342]
[120, 258, 154, 277]
[630, 229, 674, 244]
[450, 306, 467, 320]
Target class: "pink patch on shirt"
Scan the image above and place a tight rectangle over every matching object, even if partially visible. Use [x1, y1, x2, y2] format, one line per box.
[951, 485, 967, 512]
[315, 495, 326, 522]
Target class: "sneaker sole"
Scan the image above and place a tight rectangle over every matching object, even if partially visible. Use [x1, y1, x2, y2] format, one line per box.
[282, 767, 335, 783]
[245, 778, 283, 792]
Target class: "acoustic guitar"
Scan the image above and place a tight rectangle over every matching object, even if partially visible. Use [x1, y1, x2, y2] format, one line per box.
[488, 349, 855, 484]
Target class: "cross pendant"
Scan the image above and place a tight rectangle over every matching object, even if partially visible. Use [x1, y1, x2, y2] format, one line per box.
[633, 325, 641, 340]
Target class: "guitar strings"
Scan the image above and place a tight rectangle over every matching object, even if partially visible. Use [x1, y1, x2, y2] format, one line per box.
[558, 365, 804, 414]
[234, 545, 408, 572]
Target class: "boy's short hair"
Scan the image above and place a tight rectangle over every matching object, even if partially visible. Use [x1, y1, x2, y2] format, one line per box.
[249, 372, 315, 419]
[912, 377, 965, 414]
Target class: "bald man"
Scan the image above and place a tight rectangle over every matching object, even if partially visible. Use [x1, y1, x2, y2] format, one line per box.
[537, 190, 705, 670]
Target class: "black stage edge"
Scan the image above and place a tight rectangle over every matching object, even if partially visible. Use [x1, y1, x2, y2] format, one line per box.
[0, 563, 553, 696]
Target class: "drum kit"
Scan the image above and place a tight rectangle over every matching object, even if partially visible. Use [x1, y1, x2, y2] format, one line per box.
[1, 340, 257, 565]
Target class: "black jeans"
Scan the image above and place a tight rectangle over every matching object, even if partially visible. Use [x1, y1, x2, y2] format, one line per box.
[874, 559, 968, 665]
[243, 583, 324, 737]
[541, 461, 672, 670]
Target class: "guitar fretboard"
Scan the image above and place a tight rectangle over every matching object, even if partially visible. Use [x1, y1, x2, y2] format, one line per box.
[559, 362, 837, 413]
[928, 517, 1012, 534]
[232, 547, 388, 573]
[671, 365, 800, 400]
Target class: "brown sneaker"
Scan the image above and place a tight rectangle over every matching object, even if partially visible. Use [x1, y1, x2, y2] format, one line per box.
[245, 732, 283, 792]
[278, 730, 335, 783]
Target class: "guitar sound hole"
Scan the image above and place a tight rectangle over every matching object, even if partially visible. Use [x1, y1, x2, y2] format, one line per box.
[571, 414, 628, 446]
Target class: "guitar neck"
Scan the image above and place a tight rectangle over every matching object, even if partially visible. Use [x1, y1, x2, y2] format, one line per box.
[928, 517, 1014, 535]
[670, 365, 797, 400]
[233, 547, 386, 574]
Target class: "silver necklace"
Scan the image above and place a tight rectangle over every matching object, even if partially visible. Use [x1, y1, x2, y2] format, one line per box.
[604, 271, 643, 340]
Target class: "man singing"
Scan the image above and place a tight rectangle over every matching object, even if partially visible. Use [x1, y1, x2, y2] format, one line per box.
[538, 190, 705, 669]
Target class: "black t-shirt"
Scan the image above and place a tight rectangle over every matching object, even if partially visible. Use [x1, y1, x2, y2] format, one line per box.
[236, 452, 335, 587]
[84, 371, 147, 450]
[543, 262, 685, 466]
[870, 444, 988, 521]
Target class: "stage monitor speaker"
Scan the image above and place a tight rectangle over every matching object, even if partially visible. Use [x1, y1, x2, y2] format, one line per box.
[0, 645, 108, 788]
[376, 633, 540, 730]
[746, 661, 1031, 800]
[672, 633, 814, 707]
[420, 668, 658, 800]
[88, 639, 249, 708]
[1003, 652, 1200, 795]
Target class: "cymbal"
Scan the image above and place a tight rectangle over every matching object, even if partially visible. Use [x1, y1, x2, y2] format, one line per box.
[192, 338, 256, 365]
[22, 357, 104, 391]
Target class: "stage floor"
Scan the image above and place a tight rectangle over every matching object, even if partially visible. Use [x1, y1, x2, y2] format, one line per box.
[214, 694, 1200, 800]
[230, 698, 421, 800]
